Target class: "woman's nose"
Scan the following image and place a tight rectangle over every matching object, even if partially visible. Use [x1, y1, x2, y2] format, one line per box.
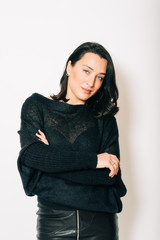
[86, 76, 96, 87]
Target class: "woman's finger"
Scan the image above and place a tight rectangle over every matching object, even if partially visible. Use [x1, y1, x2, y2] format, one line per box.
[109, 166, 114, 177]
[36, 133, 42, 139]
[110, 159, 120, 177]
[110, 154, 120, 166]
[109, 161, 117, 177]
[38, 129, 46, 138]
[111, 160, 119, 173]
[36, 130, 47, 140]
[36, 129, 49, 145]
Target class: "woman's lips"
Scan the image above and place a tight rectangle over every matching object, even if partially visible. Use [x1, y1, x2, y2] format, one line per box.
[81, 87, 91, 94]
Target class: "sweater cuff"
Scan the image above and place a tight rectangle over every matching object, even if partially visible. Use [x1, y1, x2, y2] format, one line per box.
[76, 151, 97, 169]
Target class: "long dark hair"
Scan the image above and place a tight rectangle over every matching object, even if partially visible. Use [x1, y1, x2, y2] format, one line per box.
[50, 42, 119, 116]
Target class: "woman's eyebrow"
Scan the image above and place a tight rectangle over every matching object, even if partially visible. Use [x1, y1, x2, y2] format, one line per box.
[82, 64, 106, 75]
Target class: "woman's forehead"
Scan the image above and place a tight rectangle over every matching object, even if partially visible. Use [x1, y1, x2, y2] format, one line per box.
[76, 52, 107, 71]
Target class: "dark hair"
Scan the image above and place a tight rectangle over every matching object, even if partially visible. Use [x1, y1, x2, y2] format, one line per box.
[50, 42, 119, 116]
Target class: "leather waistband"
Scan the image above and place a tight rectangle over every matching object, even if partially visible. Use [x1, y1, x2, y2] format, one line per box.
[36, 202, 119, 240]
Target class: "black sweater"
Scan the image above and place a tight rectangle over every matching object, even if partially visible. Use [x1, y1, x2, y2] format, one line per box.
[17, 92, 127, 213]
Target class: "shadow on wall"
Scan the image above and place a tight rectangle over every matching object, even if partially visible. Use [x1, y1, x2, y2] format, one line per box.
[116, 67, 138, 240]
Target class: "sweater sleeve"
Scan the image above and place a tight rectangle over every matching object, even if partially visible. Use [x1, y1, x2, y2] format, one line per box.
[17, 96, 97, 174]
[98, 115, 120, 182]
[99, 115, 120, 159]
[100, 115, 127, 196]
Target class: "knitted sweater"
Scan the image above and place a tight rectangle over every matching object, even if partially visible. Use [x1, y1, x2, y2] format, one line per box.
[17, 92, 127, 213]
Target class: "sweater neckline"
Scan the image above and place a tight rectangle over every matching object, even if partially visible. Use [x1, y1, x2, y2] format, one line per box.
[33, 92, 92, 112]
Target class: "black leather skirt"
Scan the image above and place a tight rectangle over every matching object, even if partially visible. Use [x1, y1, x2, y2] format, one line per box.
[36, 203, 119, 240]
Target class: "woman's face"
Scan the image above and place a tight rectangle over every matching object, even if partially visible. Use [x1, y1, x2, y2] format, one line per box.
[66, 52, 107, 105]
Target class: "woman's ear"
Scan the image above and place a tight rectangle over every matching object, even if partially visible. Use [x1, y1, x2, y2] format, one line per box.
[66, 60, 72, 75]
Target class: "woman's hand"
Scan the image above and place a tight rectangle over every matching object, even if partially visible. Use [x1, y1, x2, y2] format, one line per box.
[36, 129, 49, 145]
[96, 152, 120, 178]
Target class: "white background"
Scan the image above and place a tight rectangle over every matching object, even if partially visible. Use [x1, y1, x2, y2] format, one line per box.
[0, 0, 159, 239]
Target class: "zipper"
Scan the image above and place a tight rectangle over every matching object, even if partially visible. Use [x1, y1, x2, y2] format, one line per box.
[76, 210, 79, 240]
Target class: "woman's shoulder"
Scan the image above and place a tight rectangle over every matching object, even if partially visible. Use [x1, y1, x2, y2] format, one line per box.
[20, 92, 52, 115]
[102, 113, 117, 124]
[30, 92, 51, 101]
[101, 114, 119, 134]
[22, 92, 54, 106]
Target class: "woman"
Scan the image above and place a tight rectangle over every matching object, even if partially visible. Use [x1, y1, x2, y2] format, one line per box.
[17, 42, 127, 240]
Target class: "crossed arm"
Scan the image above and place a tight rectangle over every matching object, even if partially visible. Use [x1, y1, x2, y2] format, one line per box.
[36, 128, 120, 178]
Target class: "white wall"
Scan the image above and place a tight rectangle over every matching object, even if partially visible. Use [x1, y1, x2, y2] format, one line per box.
[0, 0, 159, 239]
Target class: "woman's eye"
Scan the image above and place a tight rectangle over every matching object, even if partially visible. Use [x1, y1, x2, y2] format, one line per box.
[83, 69, 89, 74]
[97, 76, 104, 81]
